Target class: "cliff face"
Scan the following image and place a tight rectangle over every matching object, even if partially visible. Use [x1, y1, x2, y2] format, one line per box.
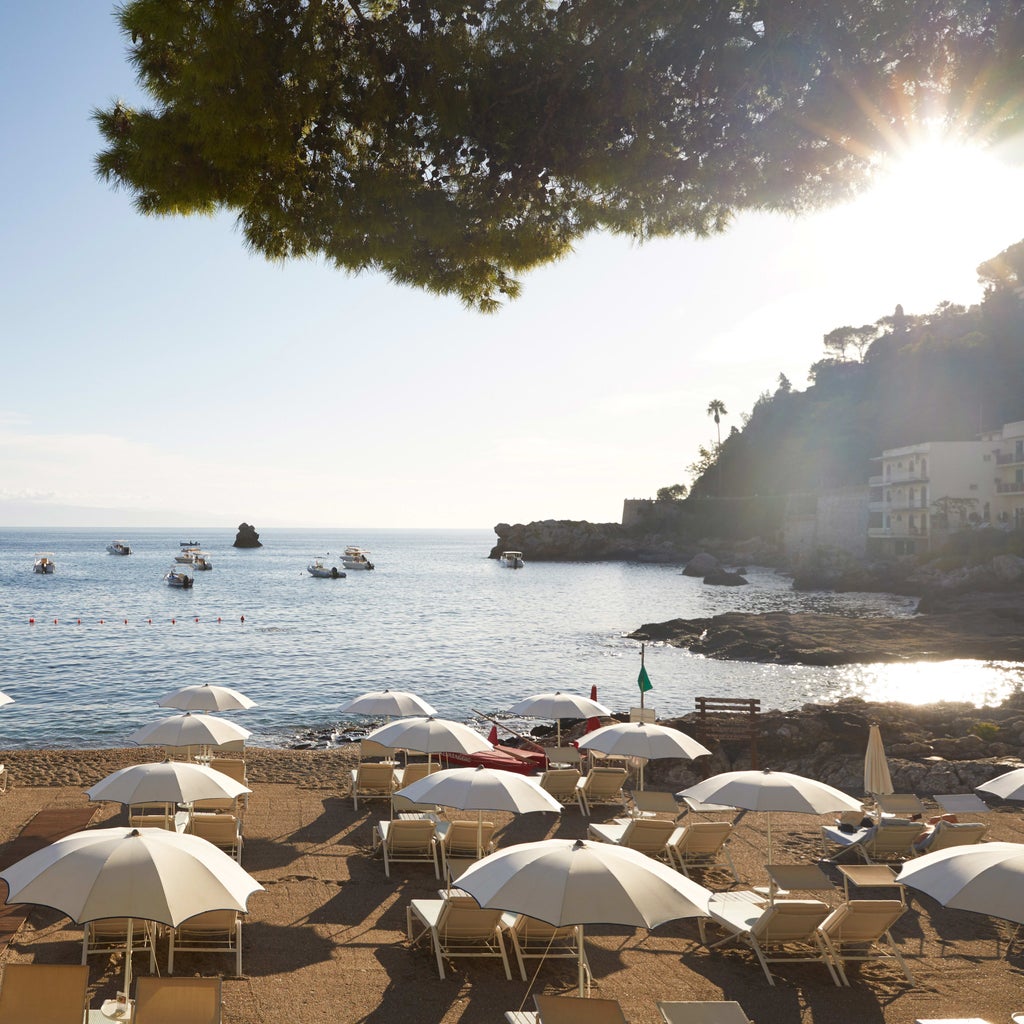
[490, 520, 687, 562]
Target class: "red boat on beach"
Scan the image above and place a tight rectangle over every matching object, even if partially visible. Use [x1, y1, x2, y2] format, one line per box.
[444, 744, 547, 776]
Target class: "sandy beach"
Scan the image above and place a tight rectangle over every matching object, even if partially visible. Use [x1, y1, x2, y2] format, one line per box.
[0, 746, 1022, 1023]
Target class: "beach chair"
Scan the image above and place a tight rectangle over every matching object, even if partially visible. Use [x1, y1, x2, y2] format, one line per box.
[82, 917, 157, 973]
[547, 746, 582, 768]
[821, 820, 923, 863]
[817, 899, 913, 986]
[129, 802, 177, 831]
[360, 739, 397, 762]
[372, 819, 440, 878]
[699, 897, 841, 986]
[629, 790, 682, 818]
[437, 820, 496, 879]
[0, 963, 89, 1024]
[392, 761, 442, 815]
[587, 818, 676, 860]
[0, 764, 8, 794]
[657, 1001, 752, 1024]
[875, 793, 926, 818]
[534, 994, 627, 1024]
[133, 976, 222, 1024]
[575, 767, 628, 816]
[191, 813, 243, 862]
[406, 898, 512, 979]
[168, 910, 244, 978]
[540, 769, 582, 807]
[912, 819, 988, 855]
[666, 821, 738, 881]
[501, 914, 589, 983]
[351, 762, 398, 811]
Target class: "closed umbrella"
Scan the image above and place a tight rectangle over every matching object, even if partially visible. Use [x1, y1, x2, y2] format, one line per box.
[898, 842, 1024, 925]
[577, 722, 711, 790]
[679, 769, 863, 861]
[364, 716, 491, 761]
[86, 760, 250, 807]
[507, 692, 611, 748]
[456, 838, 712, 995]
[159, 683, 256, 713]
[339, 689, 437, 718]
[128, 713, 251, 757]
[864, 723, 894, 798]
[976, 767, 1024, 802]
[0, 827, 262, 1001]
[0, 692, 13, 708]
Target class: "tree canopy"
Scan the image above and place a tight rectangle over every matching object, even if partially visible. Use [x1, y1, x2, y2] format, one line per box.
[96, 1, 1024, 310]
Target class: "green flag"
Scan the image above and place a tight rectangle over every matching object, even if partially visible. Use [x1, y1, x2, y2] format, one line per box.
[637, 664, 653, 693]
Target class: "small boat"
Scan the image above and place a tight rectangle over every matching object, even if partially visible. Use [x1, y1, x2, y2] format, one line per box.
[500, 551, 525, 569]
[308, 556, 346, 579]
[342, 546, 374, 571]
[180, 540, 200, 547]
[192, 552, 213, 571]
[175, 547, 200, 564]
[163, 566, 194, 588]
[107, 540, 132, 556]
[33, 553, 56, 574]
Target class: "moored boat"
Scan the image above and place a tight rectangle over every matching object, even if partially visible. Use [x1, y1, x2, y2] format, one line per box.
[342, 546, 374, 570]
[107, 540, 132, 556]
[499, 551, 525, 569]
[163, 566, 194, 588]
[192, 552, 213, 571]
[175, 547, 200, 564]
[33, 553, 56, 574]
[308, 556, 346, 579]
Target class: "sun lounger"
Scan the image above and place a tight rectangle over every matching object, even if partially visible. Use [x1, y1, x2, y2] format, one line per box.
[666, 821, 738, 880]
[911, 819, 988, 854]
[0, 963, 89, 1024]
[817, 898, 913, 986]
[821, 820, 923, 863]
[587, 818, 676, 859]
[629, 790, 682, 818]
[575, 767, 628, 816]
[501, 914, 589, 983]
[406, 898, 512, 979]
[535, 994, 627, 1024]
[876, 793, 927, 818]
[82, 917, 157, 973]
[934, 793, 990, 815]
[657, 1001, 752, 1024]
[191, 813, 243, 862]
[133, 976, 222, 1024]
[351, 762, 399, 810]
[540, 769, 582, 807]
[168, 909, 243, 977]
[699, 896, 841, 986]
[373, 818, 440, 878]
[436, 819, 496, 878]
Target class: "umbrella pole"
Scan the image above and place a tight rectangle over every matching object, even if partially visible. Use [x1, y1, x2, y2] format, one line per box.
[123, 916, 134, 1004]
[578, 925, 586, 997]
[767, 813, 773, 863]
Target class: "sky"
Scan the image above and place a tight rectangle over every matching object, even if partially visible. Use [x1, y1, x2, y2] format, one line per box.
[3, 6, 1024, 530]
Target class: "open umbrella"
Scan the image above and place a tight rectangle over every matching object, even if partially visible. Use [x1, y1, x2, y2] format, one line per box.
[679, 769, 863, 861]
[897, 842, 1024, 925]
[396, 765, 561, 857]
[128, 713, 251, 757]
[86, 760, 250, 808]
[456, 838, 712, 995]
[364, 716, 491, 760]
[507, 692, 611, 748]
[577, 722, 711, 790]
[976, 767, 1024, 802]
[159, 683, 256, 713]
[864, 723, 894, 798]
[0, 827, 262, 1000]
[339, 689, 437, 718]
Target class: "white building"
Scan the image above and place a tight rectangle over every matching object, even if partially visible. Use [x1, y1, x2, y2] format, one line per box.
[987, 420, 1024, 528]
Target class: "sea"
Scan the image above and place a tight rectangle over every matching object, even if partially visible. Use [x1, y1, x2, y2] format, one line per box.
[2, 527, 1021, 750]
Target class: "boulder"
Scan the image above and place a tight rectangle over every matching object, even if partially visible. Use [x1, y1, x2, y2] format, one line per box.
[683, 553, 720, 577]
[703, 568, 748, 587]
[233, 523, 263, 548]
[992, 554, 1024, 582]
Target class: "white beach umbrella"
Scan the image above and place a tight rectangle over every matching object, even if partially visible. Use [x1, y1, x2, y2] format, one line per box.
[128, 713, 251, 758]
[0, 691, 14, 708]
[86, 760, 250, 807]
[0, 827, 263, 999]
[864, 723, 894, 798]
[506, 691, 612, 747]
[456, 838, 712, 995]
[897, 842, 1024, 925]
[577, 722, 711, 790]
[976, 767, 1024, 802]
[339, 689, 437, 718]
[679, 769, 863, 860]
[159, 683, 256, 713]
[364, 716, 491, 758]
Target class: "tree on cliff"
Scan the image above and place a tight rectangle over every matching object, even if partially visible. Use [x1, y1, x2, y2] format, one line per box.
[94, 1, 1024, 311]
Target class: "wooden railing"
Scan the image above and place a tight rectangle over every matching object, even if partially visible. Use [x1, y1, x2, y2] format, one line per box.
[694, 696, 761, 769]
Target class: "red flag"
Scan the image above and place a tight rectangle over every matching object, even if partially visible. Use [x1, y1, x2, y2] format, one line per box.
[586, 684, 601, 733]
[487, 725, 499, 745]
[589, 685, 598, 701]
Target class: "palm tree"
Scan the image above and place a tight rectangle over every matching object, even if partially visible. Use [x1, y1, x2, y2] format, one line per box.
[706, 399, 727, 447]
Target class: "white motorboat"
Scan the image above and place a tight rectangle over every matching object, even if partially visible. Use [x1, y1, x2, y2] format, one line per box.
[163, 566, 194, 588]
[500, 551, 525, 569]
[342, 546, 374, 570]
[33, 553, 56, 574]
[107, 540, 132, 556]
[175, 546, 200, 564]
[192, 552, 213, 571]
[308, 556, 346, 579]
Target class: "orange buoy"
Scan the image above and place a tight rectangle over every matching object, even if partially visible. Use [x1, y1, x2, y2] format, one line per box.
[29, 618, 34, 624]
[171, 618, 176, 625]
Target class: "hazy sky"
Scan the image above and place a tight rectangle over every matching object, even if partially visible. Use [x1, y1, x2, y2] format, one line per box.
[3, 5, 1023, 529]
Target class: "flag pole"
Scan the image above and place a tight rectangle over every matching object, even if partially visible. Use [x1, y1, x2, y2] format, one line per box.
[640, 644, 646, 710]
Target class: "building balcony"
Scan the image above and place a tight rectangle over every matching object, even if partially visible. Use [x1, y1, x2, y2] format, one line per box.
[880, 472, 929, 485]
[995, 452, 1024, 466]
[883, 501, 931, 512]
[996, 481, 1024, 494]
[868, 475, 884, 487]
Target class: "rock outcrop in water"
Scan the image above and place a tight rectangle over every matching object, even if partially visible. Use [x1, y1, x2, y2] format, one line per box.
[233, 522, 262, 548]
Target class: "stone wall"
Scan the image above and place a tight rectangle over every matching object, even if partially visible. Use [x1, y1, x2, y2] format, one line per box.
[783, 486, 868, 562]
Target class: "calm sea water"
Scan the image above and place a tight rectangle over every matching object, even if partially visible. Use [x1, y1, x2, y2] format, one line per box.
[1, 527, 1020, 750]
